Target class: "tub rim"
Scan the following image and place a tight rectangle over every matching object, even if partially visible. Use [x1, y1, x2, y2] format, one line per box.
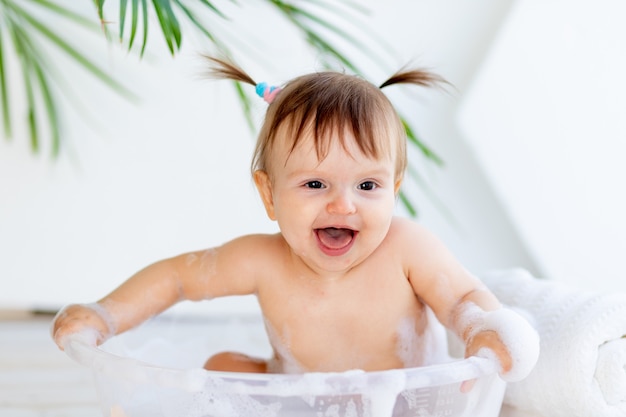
[63, 331, 501, 397]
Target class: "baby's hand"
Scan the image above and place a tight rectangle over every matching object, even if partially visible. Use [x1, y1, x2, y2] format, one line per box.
[465, 330, 512, 373]
[51, 303, 116, 350]
[459, 305, 540, 382]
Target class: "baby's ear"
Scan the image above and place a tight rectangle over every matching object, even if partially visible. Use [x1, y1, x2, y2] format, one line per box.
[253, 170, 276, 220]
[394, 178, 403, 195]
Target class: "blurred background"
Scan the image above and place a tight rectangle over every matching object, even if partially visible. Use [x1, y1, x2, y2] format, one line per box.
[1, 0, 624, 316]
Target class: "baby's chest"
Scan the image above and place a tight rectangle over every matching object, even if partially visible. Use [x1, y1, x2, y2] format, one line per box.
[264, 270, 420, 330]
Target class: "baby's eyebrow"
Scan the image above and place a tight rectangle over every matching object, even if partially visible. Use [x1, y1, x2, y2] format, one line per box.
[287, 167, 393, 181]
[359, 168, 394, 177]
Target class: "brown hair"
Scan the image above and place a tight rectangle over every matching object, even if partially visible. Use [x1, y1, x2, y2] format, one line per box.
[205, 57, 444, 182]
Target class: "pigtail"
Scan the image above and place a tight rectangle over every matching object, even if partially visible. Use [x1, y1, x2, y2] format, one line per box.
[379, 66, 448, 90]
[204, 55, 282, 104]
[204, 56, 257, 86]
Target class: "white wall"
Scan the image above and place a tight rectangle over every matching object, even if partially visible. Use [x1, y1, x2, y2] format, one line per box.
[1, 0, 539, 314]
[458, 0, 626, 292]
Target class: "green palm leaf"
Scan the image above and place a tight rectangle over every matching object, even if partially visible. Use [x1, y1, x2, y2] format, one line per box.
[0, 0, 135, 156]
[0, 27, 11, 138]
[402, 117, 443, 167]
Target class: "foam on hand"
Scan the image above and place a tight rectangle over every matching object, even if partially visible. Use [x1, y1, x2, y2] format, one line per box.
[51, 302, 118, 349]
[456, 302, 540, 382]
[85, 302, 118, 336]
[59, 326, 102, 349]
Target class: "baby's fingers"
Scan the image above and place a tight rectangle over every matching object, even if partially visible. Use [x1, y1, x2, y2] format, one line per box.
[460, 378, 476, 393]
[461, 343, 501, 393]
[50, 304, 114, 349]
[56, 327, 103, 350]
[465, 330, 512, 374]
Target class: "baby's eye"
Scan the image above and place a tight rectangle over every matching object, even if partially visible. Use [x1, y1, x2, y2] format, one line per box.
[358, 181, 377, 191]
[305, 180, 324, 189]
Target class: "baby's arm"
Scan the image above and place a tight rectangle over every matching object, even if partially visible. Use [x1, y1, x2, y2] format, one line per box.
[52, 257, 197, 348]
[52, 236, 262, 349]
[397, 219, 539, 381]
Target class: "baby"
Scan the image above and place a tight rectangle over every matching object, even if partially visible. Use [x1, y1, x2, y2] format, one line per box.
[52, 57, 539, 382]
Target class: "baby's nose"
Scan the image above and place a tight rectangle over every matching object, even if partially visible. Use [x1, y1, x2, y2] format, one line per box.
[327, 189, 356, 215]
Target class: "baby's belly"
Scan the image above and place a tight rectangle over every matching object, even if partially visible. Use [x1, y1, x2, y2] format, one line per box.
[264, 306, 450, 373]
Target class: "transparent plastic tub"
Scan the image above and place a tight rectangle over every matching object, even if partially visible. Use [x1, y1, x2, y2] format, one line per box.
[63, 315, 506, 417]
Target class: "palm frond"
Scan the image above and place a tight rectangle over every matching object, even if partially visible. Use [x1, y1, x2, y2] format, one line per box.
[0, 0, 135, 156]
[9, 21, 40, 152]
[151, 0, 181, 54]
[266, 1, 365, 73]
[33, 61, 60, 156]
[31, 0, 99, 30]
[172, 0, 224, 46]
[405, 162, 461, 229]
[398, 191, 418, 217]
[0, 0, 445, 218]
[136, 0, 149, 56]
[119, 0, 129, 39]
[401, 117, 443, 166]
[14, 5, 133, 98]
[0, 25, 11, 139]
[233, 81, 255, 132]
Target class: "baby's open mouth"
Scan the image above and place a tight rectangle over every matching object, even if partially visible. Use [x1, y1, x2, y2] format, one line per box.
[315, 227, 356, 251]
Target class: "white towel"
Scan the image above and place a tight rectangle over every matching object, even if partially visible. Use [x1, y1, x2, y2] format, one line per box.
[480, 269, 626, 417]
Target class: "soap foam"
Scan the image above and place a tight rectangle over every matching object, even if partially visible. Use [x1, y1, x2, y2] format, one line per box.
[85, 302, 118, 336]
[263, 318, 305, 373]
[395, 308, 450, 368]
[455, 302, 540, 382]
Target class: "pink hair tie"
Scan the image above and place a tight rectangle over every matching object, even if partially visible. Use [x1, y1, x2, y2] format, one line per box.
[256, 82, 281, 104]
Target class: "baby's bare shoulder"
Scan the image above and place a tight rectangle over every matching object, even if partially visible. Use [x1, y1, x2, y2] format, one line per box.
[191, 233, 289, 297]
[221, 233, 292, 269]
[386, 217, 433, 246]
[386, 217, 456, 268]
[224, 233, 287, 256]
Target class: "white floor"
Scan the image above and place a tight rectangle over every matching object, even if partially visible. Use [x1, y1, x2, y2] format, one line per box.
[0, 312, 101, 417]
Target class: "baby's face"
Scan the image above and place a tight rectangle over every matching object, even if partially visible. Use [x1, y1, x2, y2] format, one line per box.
[256, 129, 400, 275]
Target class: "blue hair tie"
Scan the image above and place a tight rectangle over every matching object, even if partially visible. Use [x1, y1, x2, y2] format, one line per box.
[255, 82, 268, 98]
[256, 82, 281, 104]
